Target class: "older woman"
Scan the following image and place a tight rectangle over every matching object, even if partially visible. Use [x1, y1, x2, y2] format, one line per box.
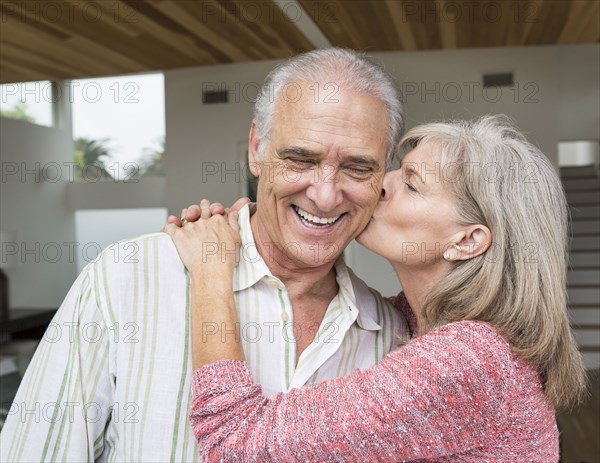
[164, 115, 587, 462]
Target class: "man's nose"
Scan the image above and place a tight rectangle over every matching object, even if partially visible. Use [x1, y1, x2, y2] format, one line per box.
[305, 166, 343, 212]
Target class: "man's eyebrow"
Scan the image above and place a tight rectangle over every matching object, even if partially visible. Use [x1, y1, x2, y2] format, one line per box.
[277, 147, 316, 157]
[345, 155, 381, 168]
[277, 148, 381, 168]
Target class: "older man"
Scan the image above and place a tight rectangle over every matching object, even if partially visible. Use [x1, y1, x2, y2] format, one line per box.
[1, 48, 407, 462]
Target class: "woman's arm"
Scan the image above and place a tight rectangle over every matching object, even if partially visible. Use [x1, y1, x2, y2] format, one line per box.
[190, 321, 514, 462]
[188, 252, 244, 370]
[163, 200, 244, 369]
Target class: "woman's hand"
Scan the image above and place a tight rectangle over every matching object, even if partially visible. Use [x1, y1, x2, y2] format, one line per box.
[162, 199, 242, 276]
[166, 197, 251, 227]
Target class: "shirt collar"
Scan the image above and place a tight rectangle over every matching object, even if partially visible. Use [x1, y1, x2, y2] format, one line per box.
[334, 257, 383, 332]
[233, 204, 272, 292]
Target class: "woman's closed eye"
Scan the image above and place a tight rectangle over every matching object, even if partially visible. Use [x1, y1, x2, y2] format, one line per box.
[404, 181, 418, 193]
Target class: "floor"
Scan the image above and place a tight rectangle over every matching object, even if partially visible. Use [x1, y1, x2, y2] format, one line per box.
[557, 370, 600, 463]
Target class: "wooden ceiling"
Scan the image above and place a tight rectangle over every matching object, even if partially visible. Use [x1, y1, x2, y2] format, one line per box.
[1, 0, 599, 84]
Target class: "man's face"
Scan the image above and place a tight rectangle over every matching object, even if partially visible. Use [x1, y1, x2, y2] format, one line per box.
[249, 81, 389, 269]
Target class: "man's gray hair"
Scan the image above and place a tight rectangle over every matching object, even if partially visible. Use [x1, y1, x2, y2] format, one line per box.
[253, 48, 405, 167]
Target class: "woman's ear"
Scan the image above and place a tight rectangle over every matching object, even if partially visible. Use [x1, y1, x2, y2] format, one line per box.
[444, 225, 492, 261]
[248, 122, 262, 177]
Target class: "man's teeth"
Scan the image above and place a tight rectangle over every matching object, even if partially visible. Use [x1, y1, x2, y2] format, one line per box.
[294, 206, 341, 226]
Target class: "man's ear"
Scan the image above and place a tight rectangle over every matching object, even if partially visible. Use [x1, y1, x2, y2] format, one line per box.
[444, 225, 492, 261]
[248, 122, 262, 177]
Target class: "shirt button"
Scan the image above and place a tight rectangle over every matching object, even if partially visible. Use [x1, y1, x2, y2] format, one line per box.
[281, 312, 289, 322]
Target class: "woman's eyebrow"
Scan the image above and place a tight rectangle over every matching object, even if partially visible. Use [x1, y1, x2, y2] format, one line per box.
[400, 160, 424, 183]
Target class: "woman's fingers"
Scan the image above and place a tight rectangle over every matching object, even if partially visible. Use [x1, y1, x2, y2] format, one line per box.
[162, 222, 180, 236]
[182, 205, 200, 223]
[228, 211, 240, 233]
[225, 197, 251, 214]
[200, 199, 212, 219]
[165, 197, 249, 232]
[210, 203, 225, 215]
[227, 211, 241, 265]
[167, 215, 182, 226]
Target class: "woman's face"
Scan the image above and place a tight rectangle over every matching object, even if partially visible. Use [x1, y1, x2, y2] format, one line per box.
[357, 143, 463, 269]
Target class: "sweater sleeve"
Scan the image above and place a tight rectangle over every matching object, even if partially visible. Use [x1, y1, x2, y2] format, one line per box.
[189, 321, 513, 462]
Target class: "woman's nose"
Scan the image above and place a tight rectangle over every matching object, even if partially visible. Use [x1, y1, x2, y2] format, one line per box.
[381, 170, 399, 200]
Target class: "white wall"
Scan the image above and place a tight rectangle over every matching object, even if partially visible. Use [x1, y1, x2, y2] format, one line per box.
[67, 177, 166, 210]
[0, 117, 77, 308]
[558, 44, 600, 141]
[165, 44, 599, 295]
[165, 59, 281, 214]
[380, 46, 559, 163]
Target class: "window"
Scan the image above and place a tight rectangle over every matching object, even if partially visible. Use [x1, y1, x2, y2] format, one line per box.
[0, 81, 55, 127]
[71, 73, 165, 181]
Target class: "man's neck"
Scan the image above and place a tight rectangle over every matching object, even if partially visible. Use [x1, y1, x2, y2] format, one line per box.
[250, 212, 341, 360]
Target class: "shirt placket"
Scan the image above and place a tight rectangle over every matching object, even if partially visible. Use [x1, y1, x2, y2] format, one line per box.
[265, 276, 295, 391]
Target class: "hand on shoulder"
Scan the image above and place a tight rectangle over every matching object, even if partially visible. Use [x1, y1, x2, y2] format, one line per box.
[162, 199, 243, 275]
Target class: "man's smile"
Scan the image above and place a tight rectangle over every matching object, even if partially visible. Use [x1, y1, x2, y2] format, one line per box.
[293, 205, 344, 229]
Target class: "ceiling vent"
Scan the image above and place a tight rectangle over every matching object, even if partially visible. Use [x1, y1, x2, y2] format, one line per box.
[203, 90, 228, 104]
[483, 73, 514, 87]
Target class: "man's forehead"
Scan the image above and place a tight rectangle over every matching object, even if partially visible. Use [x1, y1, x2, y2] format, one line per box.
[272, 79, 386, 112]
[264, 80, 388, 166]
[272, 87, 386, 138]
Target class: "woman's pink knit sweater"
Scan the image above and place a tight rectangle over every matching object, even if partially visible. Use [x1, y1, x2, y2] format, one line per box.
[189, 295, 559, 462]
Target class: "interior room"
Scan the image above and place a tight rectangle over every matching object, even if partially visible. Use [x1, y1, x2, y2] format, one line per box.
[1, 1, 598, 461]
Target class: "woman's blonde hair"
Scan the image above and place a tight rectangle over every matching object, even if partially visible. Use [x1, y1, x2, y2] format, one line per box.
[401, 115, 587, 409]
